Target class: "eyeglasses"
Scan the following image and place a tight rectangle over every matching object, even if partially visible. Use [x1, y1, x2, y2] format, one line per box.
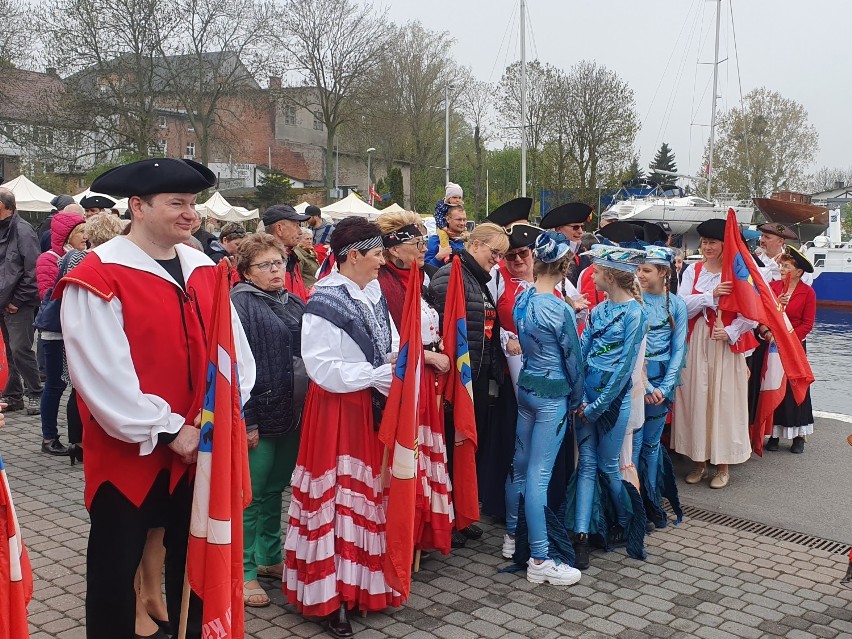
[480, 241, 505, 261]
[564, 224, 584, 231]
[250, 260, 285, 272]
[505, 248, 531, 261]
[403, 239, 425, 250]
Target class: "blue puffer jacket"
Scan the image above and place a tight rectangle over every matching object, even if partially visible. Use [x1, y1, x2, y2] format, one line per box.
[231, 282, 307, 437]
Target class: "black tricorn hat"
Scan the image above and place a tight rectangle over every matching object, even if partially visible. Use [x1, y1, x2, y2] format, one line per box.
[91, 158, 217, 198]
[642, 221, 671, 245]
[79, 195, 116, 209]
[784, 245, 814, 273]
[695, 218, 727, 241]
[540, 202, 593, 229]
[486, 197, 533, 227]
[596, 221, 637, 244]
[508, 223, 542, 250]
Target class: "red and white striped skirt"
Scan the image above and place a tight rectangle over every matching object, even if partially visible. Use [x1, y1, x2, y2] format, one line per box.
[283, 385, 402, 617]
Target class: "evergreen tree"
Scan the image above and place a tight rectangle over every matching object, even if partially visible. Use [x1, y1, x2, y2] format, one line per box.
[625, 156, 644, 182]
[255, 170, 293, 209]
[387, 167, 404, 206]
[649, 142, 677, 183]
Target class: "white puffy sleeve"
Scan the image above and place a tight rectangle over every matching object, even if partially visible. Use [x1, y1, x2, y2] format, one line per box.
[61, 287, 187, 456]
[301, 313, 396, 396]
[678, 264, 715, 319]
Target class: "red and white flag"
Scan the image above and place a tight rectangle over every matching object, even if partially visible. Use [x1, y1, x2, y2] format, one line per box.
[0, 454, 32, 639]
[186, 261, 252, 639]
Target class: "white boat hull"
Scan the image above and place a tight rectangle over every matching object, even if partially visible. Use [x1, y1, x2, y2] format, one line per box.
[608, 198, 754, 235]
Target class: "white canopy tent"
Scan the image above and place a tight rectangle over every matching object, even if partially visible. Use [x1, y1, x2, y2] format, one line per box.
[294, 202, 311, 214]
[321, 193, 381, 222]
[73, 190, 129, 214]
[382, 203, 405, 213]
[0, 175, 56, 212]
[195, 191, 259, 222]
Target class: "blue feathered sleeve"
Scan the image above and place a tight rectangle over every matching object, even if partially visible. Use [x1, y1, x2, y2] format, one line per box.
[583, 302, 646, 423]
[559, 303, 584, 411]
[656, 294, 688, 400]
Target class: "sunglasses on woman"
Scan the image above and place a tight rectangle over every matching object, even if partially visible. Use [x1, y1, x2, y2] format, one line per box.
[505, 248, 531, 261]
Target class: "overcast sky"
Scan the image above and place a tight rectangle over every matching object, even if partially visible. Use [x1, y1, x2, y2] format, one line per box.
[386, 0, 851, 178]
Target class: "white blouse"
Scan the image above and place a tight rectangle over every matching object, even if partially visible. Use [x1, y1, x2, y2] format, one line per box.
[678, 262, 757, 344]
[301, 271, 400, 396]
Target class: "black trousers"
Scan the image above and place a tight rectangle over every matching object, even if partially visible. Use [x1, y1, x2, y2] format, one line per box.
[67, 388, 83, 445]
[86, 471, 202, 639]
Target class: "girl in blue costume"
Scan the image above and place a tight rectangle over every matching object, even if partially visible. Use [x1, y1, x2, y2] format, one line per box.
[504, 232, 584, 586]
[633, 246, 687, 529]
[568, 244, 648, 570]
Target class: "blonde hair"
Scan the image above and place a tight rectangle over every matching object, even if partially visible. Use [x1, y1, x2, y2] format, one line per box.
[376, 210, 422, 236]
[533, 256, 575, 309]
[85, 213, 124, 247]
[601, 265, 643, 305]
[467, 222, 509, 253]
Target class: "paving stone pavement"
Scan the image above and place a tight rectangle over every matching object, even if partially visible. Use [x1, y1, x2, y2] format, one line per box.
[3, 407, 851, 639]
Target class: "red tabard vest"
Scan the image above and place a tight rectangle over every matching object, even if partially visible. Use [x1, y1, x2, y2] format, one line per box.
[496, 264, 525, 333]
[59, 254, 217, 509]
[687, 261, 758, 354]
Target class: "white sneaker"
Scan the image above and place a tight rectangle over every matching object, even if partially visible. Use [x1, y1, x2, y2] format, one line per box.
[502, 535, 515, 559]
[526, 558, 581, 586]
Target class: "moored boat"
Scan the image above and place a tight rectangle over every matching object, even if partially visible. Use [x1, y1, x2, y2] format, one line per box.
[804, 208, 852, 307]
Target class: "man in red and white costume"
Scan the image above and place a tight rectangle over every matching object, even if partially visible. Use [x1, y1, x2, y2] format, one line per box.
[56, 158, 255, 639]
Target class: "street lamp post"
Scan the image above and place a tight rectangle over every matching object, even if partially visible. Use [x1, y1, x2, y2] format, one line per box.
[445, 86, 450, 185]
[366, 147, 376, 203]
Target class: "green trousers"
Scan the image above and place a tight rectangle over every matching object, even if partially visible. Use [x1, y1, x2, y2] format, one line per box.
[243, 431, 300, 581]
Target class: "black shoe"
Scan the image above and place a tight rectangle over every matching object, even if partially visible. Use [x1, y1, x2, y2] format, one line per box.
[765, 437, 780, 451]
[574, 533, 590, 570]
[0, 397, 24, 412]
[608, 525, 627, 548]
[41, 439, 69, 456]
[68, 444, 84, 466]
[646, 521, 656, 534]
[324, 604, 353, 639]
[841, 562, 852, 589]
[460, 524, 483, 540]
[790, 437, 805, 454]
[150, 617, 172, 637]
[451, 530, 466, 549]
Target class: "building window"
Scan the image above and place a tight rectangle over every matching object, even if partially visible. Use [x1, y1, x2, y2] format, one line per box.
[157, 139, 168, 155]
[158, 116, 167, 129]
[284, 105, 296, 126]
[185, 142, 195, 158]
[313, 111, 323, 131]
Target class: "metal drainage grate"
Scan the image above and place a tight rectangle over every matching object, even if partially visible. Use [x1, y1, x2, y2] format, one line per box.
[671, 504, 851, 556]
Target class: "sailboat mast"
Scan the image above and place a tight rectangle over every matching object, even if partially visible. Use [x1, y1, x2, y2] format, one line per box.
[520, 0, 527, 198]
[707, 0, 721, 200]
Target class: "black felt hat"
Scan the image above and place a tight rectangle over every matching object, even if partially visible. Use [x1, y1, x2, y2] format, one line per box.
[695, 218, 727, 241]
[540, 202, 593, 229]
[91, 158, 217, 198]
[79, 195, 116, 210]
[642, 221, 671, 245]
[758, 222, 798, 241]
[508, 223, 542, 250]
[596, 221, 637, 244]
[784, 245, 814, 273]
[486, 197, 533, 227]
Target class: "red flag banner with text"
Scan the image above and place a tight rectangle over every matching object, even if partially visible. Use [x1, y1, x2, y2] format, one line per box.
[0, 455, 32, 639]
[718, 209, 814, 406]
[440, 256, 480, 530]
[378, 262, 422, 599]
[187, 261, 252, 639]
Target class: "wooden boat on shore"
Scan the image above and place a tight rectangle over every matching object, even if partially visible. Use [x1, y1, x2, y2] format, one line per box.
[753, 191, 829, 226]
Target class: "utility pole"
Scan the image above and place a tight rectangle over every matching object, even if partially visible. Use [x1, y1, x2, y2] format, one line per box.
[445, 85, 451, 185]
[707, 0, 721, 200]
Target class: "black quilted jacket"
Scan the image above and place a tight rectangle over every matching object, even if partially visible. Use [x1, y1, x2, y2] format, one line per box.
[231, 283, 308, 437]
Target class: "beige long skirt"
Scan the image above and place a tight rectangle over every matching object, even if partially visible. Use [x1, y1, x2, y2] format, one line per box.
[672, 320, 752, 466]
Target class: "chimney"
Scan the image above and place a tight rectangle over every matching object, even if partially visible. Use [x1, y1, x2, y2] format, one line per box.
[269, 76, 282, 90]
[834, 181, 845, 190]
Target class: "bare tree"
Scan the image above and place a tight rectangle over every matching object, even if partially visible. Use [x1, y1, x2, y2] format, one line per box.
[556, 60, 639, 197]
[800, 166, 852, 194]
[154, 0, 282, 164]
[458, 72, 493, 215]
[707, 87, 819, 199]
[37, 0, 164, 160]
[0, 0, 28, 67]
[497, 60, 560, 198]
[277, 0, 388, 193]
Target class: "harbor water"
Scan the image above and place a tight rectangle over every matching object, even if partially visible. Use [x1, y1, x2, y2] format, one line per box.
[808, 307, 852, 416]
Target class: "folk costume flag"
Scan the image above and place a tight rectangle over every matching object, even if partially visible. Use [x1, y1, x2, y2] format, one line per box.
[0, 455, 32, 639]
[718, 209, 814, 454]
[378, 262, 422, 599]
[186, 261, 252, 639]
[440, 256, 480, 530]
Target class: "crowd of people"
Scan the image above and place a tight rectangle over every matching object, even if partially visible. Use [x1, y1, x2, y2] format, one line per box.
[0, 164, 821, 639]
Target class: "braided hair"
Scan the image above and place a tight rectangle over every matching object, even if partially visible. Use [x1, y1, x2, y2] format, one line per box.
[661, 266, 675, 329]
[609, 268, 644, 306]
[533, 255, 575, 310]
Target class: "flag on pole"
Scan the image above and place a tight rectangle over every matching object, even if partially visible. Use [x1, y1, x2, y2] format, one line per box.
[718, 209, 814, 445]
[377, 262, 422, 599]
[750, 342, 787, 456]
[0, 454, 32, 639]
[369, 184, 381, 206]
[440, 256, 479, 530]
[186, 261, 252, 639]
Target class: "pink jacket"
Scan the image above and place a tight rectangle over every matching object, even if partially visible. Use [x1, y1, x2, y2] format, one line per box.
[36, 212, 85, 300]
